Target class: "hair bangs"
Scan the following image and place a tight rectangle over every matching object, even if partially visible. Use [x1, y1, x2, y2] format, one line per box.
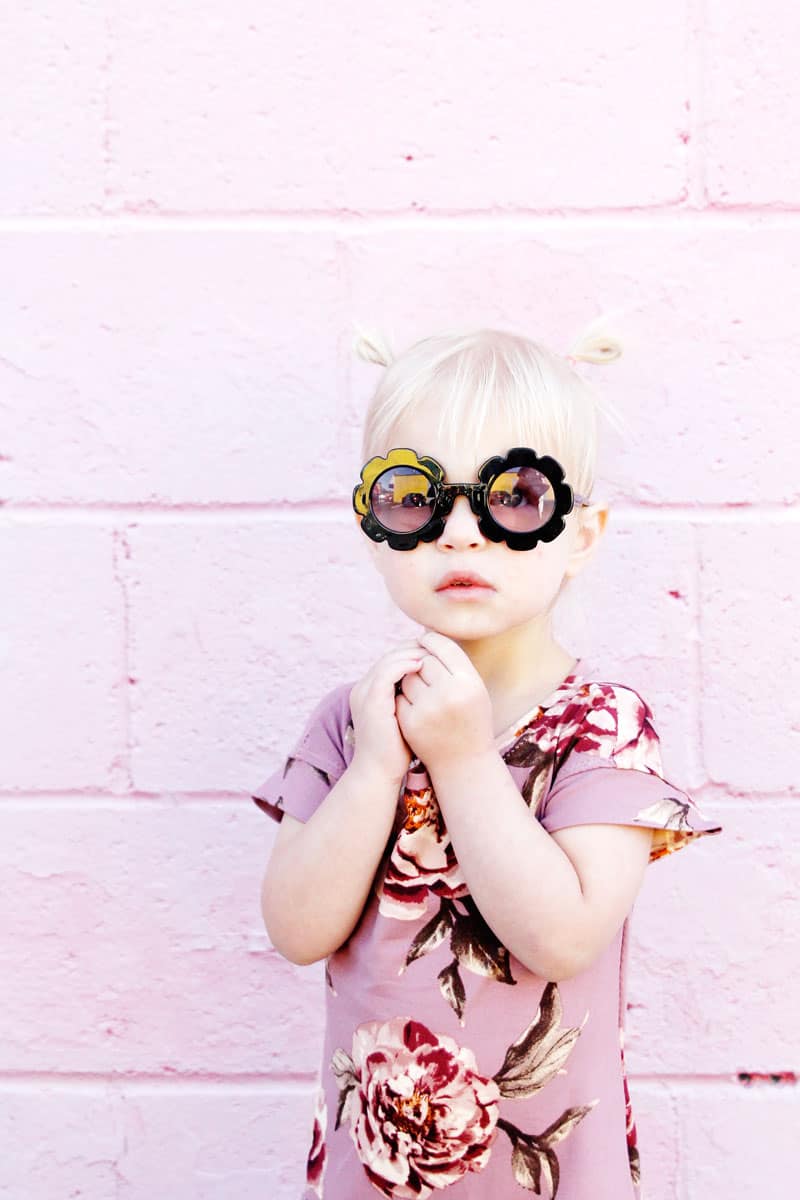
[359, 329, 604, 499]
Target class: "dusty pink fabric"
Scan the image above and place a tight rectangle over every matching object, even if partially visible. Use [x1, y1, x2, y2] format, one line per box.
[252, 660, 721, 1200]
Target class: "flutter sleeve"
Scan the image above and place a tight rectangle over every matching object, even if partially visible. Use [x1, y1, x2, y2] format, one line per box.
[250, 682, 356, 824]
[540, 682, 722, 862]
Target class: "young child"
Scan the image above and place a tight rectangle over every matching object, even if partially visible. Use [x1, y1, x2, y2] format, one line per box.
[251, 325, 722, 1200]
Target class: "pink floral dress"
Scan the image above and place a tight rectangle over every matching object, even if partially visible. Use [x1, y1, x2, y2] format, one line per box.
[251, 659, 722, 1200]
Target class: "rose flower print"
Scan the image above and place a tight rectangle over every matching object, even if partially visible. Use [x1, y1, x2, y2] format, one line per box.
[382, 747, 555, 1022]
[331, 982, 596, 1199]
[378, 763, 469, 922]
[306, 1086, 328, 1198]
[332, 1018, 500, 1198]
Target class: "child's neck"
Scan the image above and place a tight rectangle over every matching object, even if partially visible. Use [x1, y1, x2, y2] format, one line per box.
[457, 627, 578, 737]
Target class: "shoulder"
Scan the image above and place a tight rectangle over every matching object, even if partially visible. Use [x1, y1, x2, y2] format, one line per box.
[557, 679, 662, 773]
[292, 680, 358, 769]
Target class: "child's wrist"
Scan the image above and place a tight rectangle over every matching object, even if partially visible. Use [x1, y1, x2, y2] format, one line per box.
[349, 751, 407, 792]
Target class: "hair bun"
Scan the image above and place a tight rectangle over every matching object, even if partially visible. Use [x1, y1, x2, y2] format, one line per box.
[352, 323, 395, 367]
[568, 314, 624, 365]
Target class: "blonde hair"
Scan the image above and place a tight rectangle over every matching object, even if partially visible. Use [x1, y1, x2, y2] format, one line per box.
[352, 318, 630, 503]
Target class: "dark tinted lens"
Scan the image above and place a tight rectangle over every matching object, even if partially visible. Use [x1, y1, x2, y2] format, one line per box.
[488, 466, 555, 532]
[369, 466, 436, 533]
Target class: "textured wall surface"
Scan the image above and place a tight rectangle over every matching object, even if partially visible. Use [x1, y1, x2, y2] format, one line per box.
[2, 3, 799, 1197]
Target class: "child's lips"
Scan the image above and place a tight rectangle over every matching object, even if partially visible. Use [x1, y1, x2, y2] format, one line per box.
[435, 572, 494, 591]
[435, 576, 496, 599]
[437, 585, 494, 599]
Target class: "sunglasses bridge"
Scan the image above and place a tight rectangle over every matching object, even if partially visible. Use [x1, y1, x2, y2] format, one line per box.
[432, 482, 488, 504]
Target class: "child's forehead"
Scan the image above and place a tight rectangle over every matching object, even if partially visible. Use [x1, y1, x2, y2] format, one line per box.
[386, 413, 521, 479]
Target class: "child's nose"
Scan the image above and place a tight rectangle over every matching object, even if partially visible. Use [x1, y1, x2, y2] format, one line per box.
[438, 494, 485, 545]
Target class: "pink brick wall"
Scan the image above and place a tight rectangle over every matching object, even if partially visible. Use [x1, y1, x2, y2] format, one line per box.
[2, 4, 798, 1197]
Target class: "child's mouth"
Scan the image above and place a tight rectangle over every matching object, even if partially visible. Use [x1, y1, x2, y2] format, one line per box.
[436, 582, 495, 599]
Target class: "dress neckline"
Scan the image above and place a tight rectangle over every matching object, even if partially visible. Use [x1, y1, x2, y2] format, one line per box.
[493, 657, 585, 753]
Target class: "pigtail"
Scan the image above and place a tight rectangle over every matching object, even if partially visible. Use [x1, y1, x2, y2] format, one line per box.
[567, 312, 624, 365]
[352, 322, 395, 368]
[566, 312, 631, 441]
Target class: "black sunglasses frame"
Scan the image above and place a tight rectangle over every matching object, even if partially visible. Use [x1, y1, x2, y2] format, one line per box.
[352, 446, 591, 551]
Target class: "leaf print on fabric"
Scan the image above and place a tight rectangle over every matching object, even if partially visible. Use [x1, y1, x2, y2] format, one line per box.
[450, 897, 515, 985]
[503, 738, 554, 815]
[332, 985, 594, 1199]
[399, 901, 454, 971]
[331, 1017, 501, 1199]
[436, 959, 466, 1024]
[493, 982, 587, 1100]
[498, 1105, 597, 1198]
[633, 795, 718, 862]
[378, 763, 469, 922]
[634, 796, 694, 832]
[399, 896, 516, 1023]
[331, 1047, 358, 1133]
[620, 1028, 640, 1186]
[251, 754, 295, 816]
[252, 754, 336, 818]
[306, 1086, 328, 1198]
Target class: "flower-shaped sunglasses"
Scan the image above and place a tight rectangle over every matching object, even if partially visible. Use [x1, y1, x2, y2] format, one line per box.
[353, 446, 592, 551]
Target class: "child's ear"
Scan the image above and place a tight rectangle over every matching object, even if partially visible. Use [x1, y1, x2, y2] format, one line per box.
[564, 504, 609, 580]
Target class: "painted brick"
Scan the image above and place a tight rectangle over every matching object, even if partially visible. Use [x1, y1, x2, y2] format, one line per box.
[0, 5, 107, 214]
[0, 522, 123, 790]
[0, 1086, 314, 1199]
[348, 228, 800, 507]
[0, 233, 347, 505]
[698, 522, 800, 792]
[3, 228, 798, 508]
[555, 519, 703, 787]
[2, 4, 797, 1195]
[625, 804, 800, 1075]
[0, 806, 324, 1074]
[123, 517, 408, 792]
[121, 514, 699, 795]
[682, 1085, 800, 1197]
[107, 2, 689, 213]
[0, 1087, 125, 1197]
[706, 1, 800, 205]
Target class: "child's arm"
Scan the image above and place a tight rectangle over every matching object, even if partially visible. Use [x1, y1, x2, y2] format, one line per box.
[260, 755, 404, 965]
[259, 640, 426, 965]
[426, 750, 653, 980]
[398, 630, 720, 981]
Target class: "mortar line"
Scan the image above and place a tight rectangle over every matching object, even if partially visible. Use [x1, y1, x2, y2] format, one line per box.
[685, 0, 708, 207]
[2, 209, 800, 233]
[2, 504, 799, 523]
[0, 1072, 319, 1095]
[0, 1070, 784, 1093]
[692, 519, 705, 786]
[0, 789, 796, 808]
[110, 528, 134, 793]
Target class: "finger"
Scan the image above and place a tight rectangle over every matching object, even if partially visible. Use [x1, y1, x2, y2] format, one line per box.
[416, 629, 462, 673]
[387, 660, 425, 694]
[409, 647, 448, 686]
[385, 646, 426, 668]
[377, 646, 425, 671]
[396, 666, 430, 701]
[392, 638, 428, 653]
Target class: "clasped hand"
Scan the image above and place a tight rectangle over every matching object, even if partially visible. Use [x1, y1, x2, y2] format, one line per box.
[395, 629, 495, 770]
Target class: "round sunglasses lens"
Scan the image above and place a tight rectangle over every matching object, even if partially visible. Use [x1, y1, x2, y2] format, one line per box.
[369, 466, 436, 533]
[488, 467, 555, 532]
